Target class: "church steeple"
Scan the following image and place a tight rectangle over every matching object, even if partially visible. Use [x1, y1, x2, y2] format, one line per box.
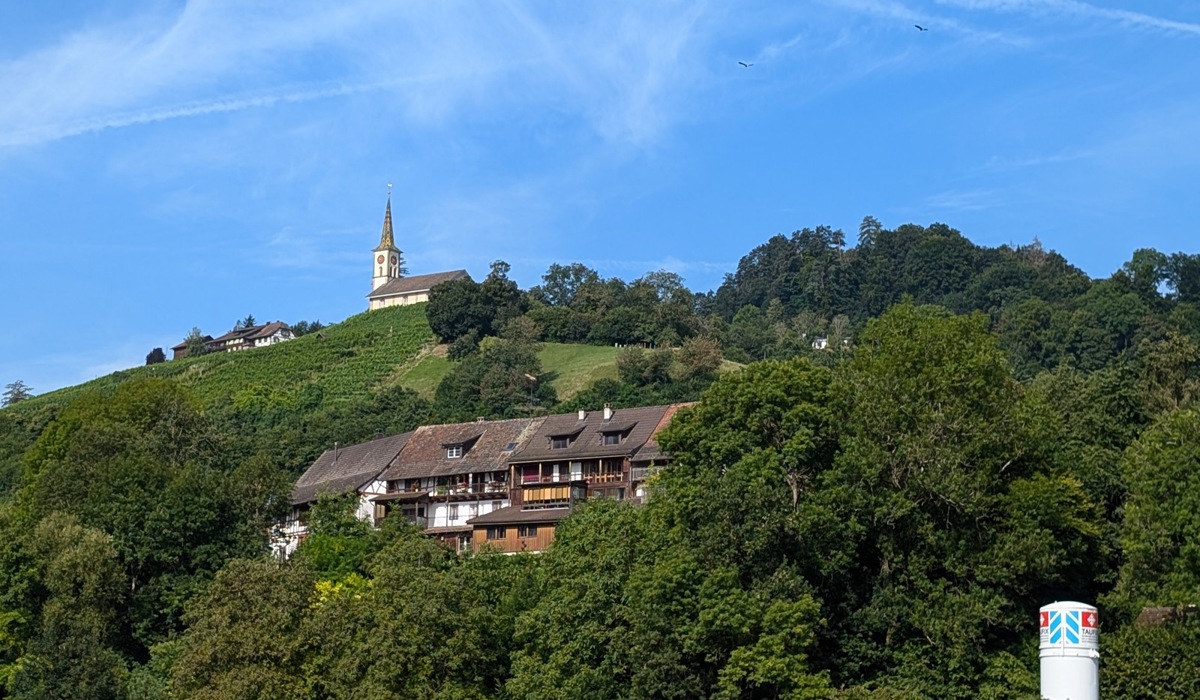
[371, 187, 404, 292]
[375, 193, 396, 252]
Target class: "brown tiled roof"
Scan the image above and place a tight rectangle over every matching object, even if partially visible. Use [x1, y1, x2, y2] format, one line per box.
[467, 505, 572, 526]
[291, 431, 413, 505]
[367, 270, 470, 299]
[509, 404, 681, 464]
[631, 402, 693, 463]
[243, 321, 291, 340]
[209, 321, 292, 345]
[380, 417, 544, 481]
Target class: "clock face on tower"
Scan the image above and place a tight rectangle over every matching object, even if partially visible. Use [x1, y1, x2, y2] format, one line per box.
[377, 255, 385, 264]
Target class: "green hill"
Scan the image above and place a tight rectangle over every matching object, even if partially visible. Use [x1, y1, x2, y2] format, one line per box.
[13, 305, 626, 416]
[396, 341, 621, 399]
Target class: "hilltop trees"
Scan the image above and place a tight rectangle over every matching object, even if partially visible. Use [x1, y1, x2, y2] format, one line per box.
[1, 381, 32, 407]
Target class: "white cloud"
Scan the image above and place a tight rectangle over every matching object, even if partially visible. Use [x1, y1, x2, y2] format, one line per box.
[0, 1, 718, 152]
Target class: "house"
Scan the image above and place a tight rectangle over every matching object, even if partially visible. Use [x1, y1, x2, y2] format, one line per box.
[366, 193, 471, 310]
[170, 334, 213, 360]
[276, 431, 414, 557]
[367, 417, 544, 553]
[280, 403, 688, 557]
[207, 321, 295, 353]
[171, 322, 294, 360]
[469, 403, 685, 554]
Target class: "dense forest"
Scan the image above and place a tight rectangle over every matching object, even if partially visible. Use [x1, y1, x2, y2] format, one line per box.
[2, 219, 1199, 698]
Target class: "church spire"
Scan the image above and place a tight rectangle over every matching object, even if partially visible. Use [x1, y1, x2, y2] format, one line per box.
[375, 188, 397, 252]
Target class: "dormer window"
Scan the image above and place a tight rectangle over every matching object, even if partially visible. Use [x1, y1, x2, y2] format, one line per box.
[551, 436, 571, 449]
[446, 444, 464, 459]
[602, 432, 622, 446]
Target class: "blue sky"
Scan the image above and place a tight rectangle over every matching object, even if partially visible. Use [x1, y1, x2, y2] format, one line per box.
[2, 0, 1199, 395]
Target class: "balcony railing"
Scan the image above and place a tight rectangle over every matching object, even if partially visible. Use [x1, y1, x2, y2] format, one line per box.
[630, 466, 661, 482]
[582, 472, 625, 484]
[433, 482, 509, 496]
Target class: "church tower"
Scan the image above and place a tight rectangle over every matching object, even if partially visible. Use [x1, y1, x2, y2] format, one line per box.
[372, 192, 404, 292]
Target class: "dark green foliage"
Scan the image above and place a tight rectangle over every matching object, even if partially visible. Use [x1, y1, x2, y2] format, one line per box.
[433, 339, 555, 421]
[1103, 621, 1200, 699]
[171, 559, 314, 699]
[1, 382, 32, 408]
[1108, 407, 1200, 618]
[1, 221, 1199, 697]
[290, 319, 324, 337]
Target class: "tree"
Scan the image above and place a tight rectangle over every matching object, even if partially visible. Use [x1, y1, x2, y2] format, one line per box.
[145, 348, 166, 365]
[183, 327, 208, 358]
[1108, 407, 1200, 617]
[534, 262, 601, 307]
[426, 277, 490, 343]
[234, 314, 257, 331]
[290, 319, 324, 337]
[171, 559, 313, 699]
[816, 303, 1102, 692]
[2, 380, 32, 407]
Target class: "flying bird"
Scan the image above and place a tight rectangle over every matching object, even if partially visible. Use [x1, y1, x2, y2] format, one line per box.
[914, 24, 928, 31]
[738, 61, 753, 67]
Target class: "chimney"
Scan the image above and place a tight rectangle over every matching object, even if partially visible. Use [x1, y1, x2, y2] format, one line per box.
[578, 409, 587, 421]
[603, 403, 613, 421]
[374, 429, 383, 439]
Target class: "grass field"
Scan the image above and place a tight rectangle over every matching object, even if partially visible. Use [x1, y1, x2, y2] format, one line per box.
[397, 342, 621, 401]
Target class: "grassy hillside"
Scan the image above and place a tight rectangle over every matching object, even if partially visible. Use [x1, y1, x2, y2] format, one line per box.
[11, 306, 629, 417]
[12, 305, 437, 414]
[397, 342, 621, 400]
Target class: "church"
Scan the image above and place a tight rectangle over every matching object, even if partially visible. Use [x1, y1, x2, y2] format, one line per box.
[367, 194, 469, 310]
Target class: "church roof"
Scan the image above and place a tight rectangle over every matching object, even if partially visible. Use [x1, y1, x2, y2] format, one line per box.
[367, 269, 471, 299]
[374, 195, 398, 252]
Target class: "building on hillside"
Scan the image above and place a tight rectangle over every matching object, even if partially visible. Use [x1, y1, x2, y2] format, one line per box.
[468, 403, 685, 554]
[170, 334, 213, 360]
[367, 417, 545, 553]
[207, 321, 295, 353]
[170, 321, 293, 360]
[276, 431, 414, 557]
[366, 193, 470, 310]
[279, 403, 688, 557]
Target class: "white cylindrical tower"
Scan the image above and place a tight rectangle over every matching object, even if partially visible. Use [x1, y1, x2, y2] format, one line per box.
[1039, 601, 1099, 700]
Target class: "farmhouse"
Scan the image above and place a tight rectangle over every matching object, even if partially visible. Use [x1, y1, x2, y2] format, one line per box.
[170, 321, 294, 359]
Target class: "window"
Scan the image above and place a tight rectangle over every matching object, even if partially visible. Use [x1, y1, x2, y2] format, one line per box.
[602, 432, 622, 446]
[446, 444, 463, 459]
[448, 505, 459, 520]
[486, 526, 507, 540]
[551, 436, 571, 449]
[518, 525, 538, 538]
[492, 500, 503, 510]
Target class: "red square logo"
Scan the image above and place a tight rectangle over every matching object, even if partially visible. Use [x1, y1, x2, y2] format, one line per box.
[1082, 611, 1098, 629]
[1039, 611, 1049, 628]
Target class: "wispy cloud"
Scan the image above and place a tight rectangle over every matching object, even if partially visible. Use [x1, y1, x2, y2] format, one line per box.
[935, 0, 1200, 36]
[0, 1, 717, 152]
[924, 188, 999, 212]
